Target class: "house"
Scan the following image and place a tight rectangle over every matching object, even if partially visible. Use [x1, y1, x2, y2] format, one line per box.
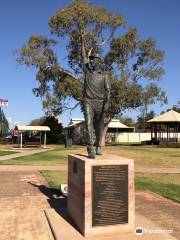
[64, 118, 135, 144]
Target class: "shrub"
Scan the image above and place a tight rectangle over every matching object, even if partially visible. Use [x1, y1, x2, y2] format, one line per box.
[159, 142, 180, 148]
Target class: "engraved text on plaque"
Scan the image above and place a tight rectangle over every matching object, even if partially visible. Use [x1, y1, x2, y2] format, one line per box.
[92, 165, 128, 226]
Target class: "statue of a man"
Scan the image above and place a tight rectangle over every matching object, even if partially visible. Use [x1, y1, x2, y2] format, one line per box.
[81, 35, 111, 158]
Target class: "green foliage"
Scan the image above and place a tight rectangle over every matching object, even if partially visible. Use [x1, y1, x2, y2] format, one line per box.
[17, 36, 57, 68]
[159, 142, 180, 148]
[161, 101, 180, 114]
[171, 105, 180, 113]
[118, 116, 135, 127]
[0, 108, 9, 136]
[48, 0, 124, 74]
[136, 110, 155, 130]
[105, 28, 138, 68]
[16, 0, 167, 124]
[30, 116, 64, 144]
[109, 78, 144, 116]
[29, 116, 46, 126]
[42, 116, 63, 144]
[49, 0, 124, 42]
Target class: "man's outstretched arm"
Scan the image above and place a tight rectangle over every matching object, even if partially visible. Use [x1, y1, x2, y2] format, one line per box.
[80, 31, 89, 72]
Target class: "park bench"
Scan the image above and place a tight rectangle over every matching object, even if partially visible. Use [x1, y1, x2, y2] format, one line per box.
[24, 141, 41, 147]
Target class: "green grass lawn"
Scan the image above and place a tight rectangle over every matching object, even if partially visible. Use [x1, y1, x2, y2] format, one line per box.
[40, 170, 180, 203]
[40, 170, 67, 189]
[136, 173, 180, 203]
[0, 150, 18, 157]
[0, 146, 84, 165]
[0, 145, 180, 168]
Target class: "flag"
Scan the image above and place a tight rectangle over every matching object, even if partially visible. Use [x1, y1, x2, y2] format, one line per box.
[0, 99, 8, 106]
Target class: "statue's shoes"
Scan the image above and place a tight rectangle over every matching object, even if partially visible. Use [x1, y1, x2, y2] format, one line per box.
[88, 153, 95, 159]
[96, 147, 102, 155]
[87, 147, 95, 159]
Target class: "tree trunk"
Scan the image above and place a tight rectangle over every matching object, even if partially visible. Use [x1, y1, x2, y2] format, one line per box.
[100, 123, 109, 147]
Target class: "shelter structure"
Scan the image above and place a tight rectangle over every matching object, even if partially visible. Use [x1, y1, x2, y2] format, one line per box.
[147, 110, 180, 142]
[14, 125, 50, 148]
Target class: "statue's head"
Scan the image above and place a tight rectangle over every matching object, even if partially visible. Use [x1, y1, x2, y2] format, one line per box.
[89, 54, 103, 72]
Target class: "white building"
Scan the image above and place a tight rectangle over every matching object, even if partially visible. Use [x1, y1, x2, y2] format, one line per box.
[64, 118, 134, 144]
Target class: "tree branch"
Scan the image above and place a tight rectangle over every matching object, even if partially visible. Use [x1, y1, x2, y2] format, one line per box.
[62, 102, 80, 114]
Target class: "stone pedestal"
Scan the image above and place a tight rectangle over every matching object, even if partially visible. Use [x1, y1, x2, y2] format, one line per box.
[67, 154, 135, 237]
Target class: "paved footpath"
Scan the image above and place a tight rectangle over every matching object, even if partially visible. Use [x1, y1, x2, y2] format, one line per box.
[0, 171, 53, 240]
[0, 165, 67, 171]
[1, 164, 180, 174]
[136, 192, 180, 239]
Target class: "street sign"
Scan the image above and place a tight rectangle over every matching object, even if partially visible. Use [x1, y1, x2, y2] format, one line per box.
[0, 99, 8, 106]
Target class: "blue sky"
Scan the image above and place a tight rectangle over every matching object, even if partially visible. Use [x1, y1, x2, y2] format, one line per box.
[0, 0, 180, 128]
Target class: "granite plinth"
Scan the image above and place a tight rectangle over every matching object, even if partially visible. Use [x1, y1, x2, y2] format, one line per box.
[67, 154, 135, 237]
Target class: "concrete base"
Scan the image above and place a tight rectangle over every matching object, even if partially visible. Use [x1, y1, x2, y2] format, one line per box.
[67, 154, 135, 237]
[45, 209, 177, 240]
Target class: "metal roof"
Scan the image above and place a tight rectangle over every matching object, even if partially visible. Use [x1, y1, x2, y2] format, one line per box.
[147, 110, 180, 123]
[108, 119, 133, 129]
[66, 118, 133, 129]
[14, 125, 50, 131]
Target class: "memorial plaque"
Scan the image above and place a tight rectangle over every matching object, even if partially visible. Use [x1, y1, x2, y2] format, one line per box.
[92, 165, 128, 226]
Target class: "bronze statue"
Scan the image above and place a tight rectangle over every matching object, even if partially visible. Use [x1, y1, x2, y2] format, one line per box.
[81, 34, 111, 158]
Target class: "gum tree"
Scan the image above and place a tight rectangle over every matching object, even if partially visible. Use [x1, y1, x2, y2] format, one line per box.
[16, 0, 167, 145]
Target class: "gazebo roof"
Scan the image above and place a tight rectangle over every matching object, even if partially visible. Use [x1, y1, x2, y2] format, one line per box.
[147, 110, 180, 123]
[14, 125, 50, 131]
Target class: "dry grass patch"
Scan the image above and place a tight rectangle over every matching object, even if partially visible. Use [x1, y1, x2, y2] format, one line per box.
[104, 146, 180, 168]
